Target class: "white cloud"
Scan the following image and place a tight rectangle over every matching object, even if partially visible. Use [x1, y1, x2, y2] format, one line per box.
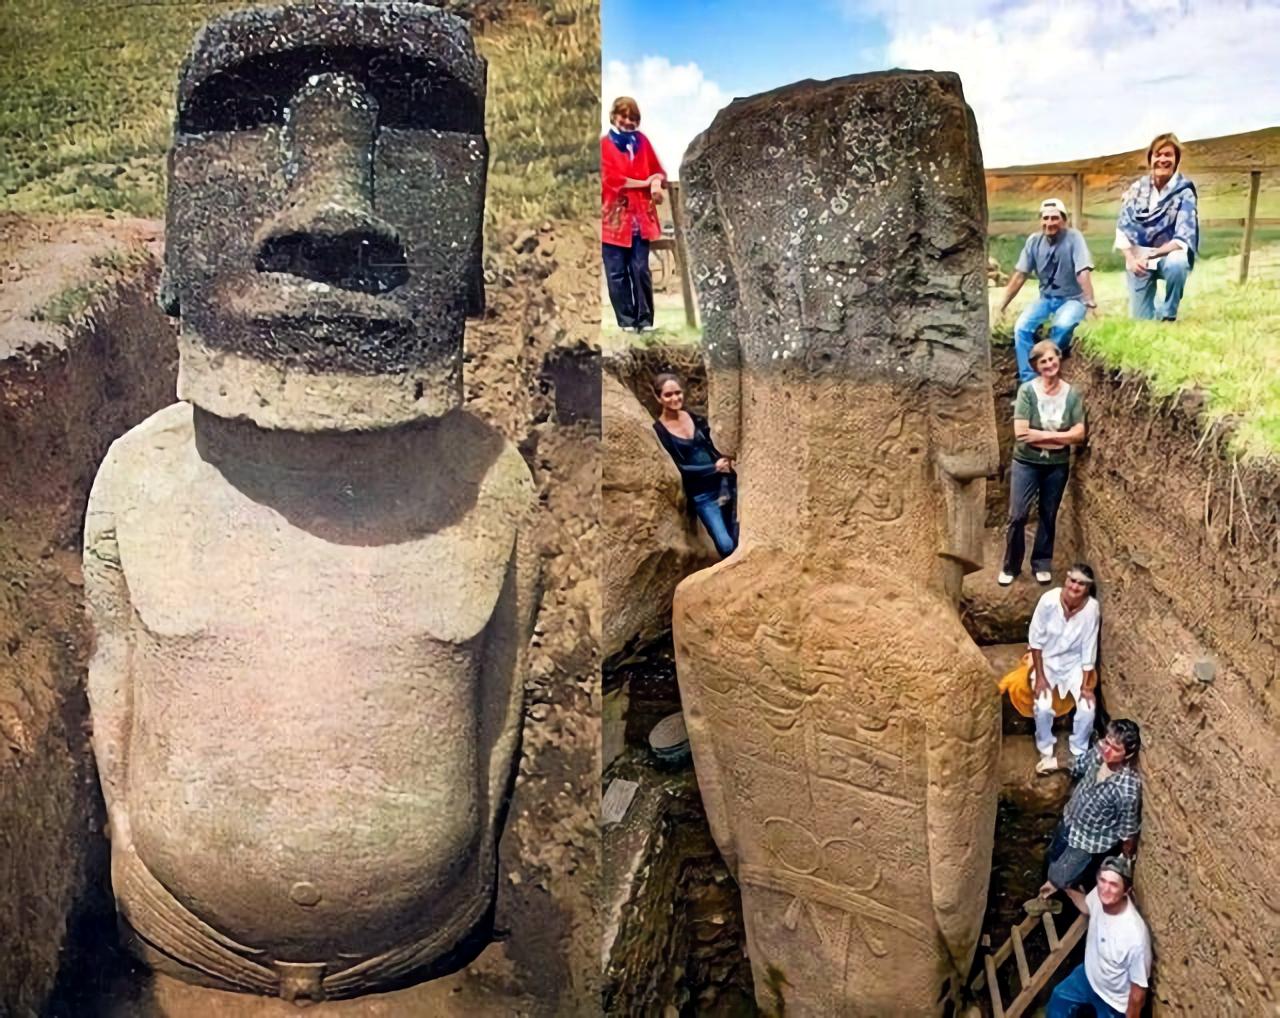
[876, 0, 1280, 165]
[603, 57, 731, 179]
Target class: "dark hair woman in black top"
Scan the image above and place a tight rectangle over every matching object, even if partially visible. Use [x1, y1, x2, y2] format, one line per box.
[650, 372, 738, 558]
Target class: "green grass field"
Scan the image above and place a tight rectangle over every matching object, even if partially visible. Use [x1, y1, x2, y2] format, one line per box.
[989, 226, 1280, 276]
[992, 243, 1280, 461]
[0, 0, 595, 228]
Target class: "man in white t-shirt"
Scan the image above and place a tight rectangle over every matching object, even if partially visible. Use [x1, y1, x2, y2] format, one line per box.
[1028, 563, 1101, 775]
[1047, 855, 1151, 1018]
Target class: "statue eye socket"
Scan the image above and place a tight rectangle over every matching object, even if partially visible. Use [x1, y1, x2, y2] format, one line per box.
[178, 49, 483, 135]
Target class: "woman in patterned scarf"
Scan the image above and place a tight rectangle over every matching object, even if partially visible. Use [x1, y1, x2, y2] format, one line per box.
[1115, 132, 1199, 322]
[600, 96, 667, 332]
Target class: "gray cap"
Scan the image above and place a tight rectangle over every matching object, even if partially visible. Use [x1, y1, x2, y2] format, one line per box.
[1099, 855, 1133, 884]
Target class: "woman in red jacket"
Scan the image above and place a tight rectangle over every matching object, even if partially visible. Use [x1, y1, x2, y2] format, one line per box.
[601, 96, 667, 332]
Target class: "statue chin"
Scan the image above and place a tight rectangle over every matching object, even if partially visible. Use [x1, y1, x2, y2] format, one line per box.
[177, 334, 463, 431]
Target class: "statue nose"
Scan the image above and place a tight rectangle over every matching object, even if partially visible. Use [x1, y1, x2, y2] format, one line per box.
[255, 73, 407, 294]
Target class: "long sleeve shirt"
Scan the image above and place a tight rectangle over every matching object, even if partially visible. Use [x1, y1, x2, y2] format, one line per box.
[1028, 589, 1099, 698]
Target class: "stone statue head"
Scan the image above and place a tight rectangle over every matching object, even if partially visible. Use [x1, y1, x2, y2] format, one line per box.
[680, 72, 997, 595]
[163, 2, 488, 430]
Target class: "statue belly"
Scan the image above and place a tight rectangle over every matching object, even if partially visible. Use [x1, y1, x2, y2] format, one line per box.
[125, 630, 484, 958]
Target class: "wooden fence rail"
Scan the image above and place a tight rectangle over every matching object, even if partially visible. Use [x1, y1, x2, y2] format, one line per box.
[986, 166, 1274, 282]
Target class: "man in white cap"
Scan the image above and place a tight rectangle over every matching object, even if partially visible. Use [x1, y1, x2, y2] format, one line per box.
[1029, 562, 1101, 775]
[1047, 855, 1151, 1018]
[995, 197, 1098, 382]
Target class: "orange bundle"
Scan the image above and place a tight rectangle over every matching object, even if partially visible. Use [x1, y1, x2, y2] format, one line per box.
[997, 653, 1073, 717]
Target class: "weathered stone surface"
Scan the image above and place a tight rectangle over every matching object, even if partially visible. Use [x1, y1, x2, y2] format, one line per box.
[602, 373, 713, 662]
[674, 71, 1001, 1016]
[165, 3, 487, 430]
[84, 4, 537, 1003]
[961, 527, 1051, 644]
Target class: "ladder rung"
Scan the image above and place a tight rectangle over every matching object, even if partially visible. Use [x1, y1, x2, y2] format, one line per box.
[1042, 910, 1060, 950]
[1011, 924, 1032, 991]
[984, 952, 1005, 1018]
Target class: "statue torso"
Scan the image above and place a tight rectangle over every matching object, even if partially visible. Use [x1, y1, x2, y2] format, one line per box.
[99, 403, 529, 960]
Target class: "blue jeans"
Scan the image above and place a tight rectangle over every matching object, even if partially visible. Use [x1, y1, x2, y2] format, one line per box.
[1128, 248, 1189, 321]
[1015, 296, 1087, 382]
[691, 489, 737, 559]
[1003, 459, 1070, 575]
[1045, 823, 1109, 891]
[602, 236, 653, 329]
[1047, 962, 1125, 1018]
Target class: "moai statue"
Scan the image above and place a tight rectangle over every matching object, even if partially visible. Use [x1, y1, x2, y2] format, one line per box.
[83, 4, 536, 1004]
[673, 71, 1001, 1016]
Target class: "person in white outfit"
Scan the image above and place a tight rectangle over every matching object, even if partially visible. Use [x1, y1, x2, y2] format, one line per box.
[1047, 855, 1151, 1018]
[1028, 563, 1100, 775]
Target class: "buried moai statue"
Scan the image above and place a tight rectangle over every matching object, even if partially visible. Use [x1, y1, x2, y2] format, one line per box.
[673, 71, 1001, 1016]
[83, 3, 536, 1004]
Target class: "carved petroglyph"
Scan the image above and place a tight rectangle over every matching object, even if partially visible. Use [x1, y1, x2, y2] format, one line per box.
[675, 71, 1000, 1015]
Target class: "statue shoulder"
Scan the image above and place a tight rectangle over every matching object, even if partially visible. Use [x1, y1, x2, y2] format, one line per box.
[89, 402, 194, 512]
[437, 411, 534, 517]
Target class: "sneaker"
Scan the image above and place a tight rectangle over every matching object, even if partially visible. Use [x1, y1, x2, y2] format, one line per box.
[1023, 896, 1064, 917]
[1035, 570, 1053, 585]
[997, 571, 1015, 586]
[1035, 754, 1060, 776]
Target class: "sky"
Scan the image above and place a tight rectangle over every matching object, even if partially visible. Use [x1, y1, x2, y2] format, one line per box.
[602, 0, 1280, 176]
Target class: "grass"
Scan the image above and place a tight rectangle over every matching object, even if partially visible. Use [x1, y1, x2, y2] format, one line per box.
[30, 246, 151, 326]
[0, 0, 597, 231]
[989, 226, 1280, 276]
[476, 0, 597, 228]
[988, 179, 1280, 225]
[601, 300, 701, 352]
[992, 242, 1280, 461]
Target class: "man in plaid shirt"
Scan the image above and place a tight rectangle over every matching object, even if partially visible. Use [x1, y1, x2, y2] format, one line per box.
[1036, 719, 1143, 902]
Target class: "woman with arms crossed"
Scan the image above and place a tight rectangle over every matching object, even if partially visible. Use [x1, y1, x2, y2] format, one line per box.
[999, 339, 1086, 586]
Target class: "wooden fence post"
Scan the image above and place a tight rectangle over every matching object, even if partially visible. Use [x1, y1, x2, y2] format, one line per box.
[1072, 173, 1085, 234]
[1240, 170, 1262, 284]
[669, 181, 699, 330]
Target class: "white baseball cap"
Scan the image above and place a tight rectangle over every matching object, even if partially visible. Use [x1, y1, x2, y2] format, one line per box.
[1039, 198, 1068, 218]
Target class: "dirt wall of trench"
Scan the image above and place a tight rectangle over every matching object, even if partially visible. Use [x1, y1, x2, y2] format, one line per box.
[0, 250, 178, 1017]
[1057, 354, 1279, 1016]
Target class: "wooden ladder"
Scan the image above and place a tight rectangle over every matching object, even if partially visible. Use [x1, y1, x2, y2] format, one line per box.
[970, 909, 1087, 1018]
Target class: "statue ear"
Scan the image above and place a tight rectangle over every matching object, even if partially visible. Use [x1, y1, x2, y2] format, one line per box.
[157, 267, 180, 317]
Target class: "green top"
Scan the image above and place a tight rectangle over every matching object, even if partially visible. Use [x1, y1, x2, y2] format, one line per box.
[1012, 379, 1085, 466]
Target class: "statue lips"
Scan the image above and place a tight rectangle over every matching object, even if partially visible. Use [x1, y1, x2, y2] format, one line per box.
[215, 273, 415, 350]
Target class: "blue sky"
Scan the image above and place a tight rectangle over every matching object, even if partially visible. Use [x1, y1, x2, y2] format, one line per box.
[603, 0, 1280, 176]
[603, 1, 889, 101]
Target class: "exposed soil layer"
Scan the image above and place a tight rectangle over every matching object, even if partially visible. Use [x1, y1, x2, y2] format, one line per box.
[984, 345, 1279, 1016]
[3, 213, 601, 1016]
[1065, 356, 1279, 1017]
[0, 220, 178, 1018]
[601, 636, 755, 1017]
[603, 344, 707, 423]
